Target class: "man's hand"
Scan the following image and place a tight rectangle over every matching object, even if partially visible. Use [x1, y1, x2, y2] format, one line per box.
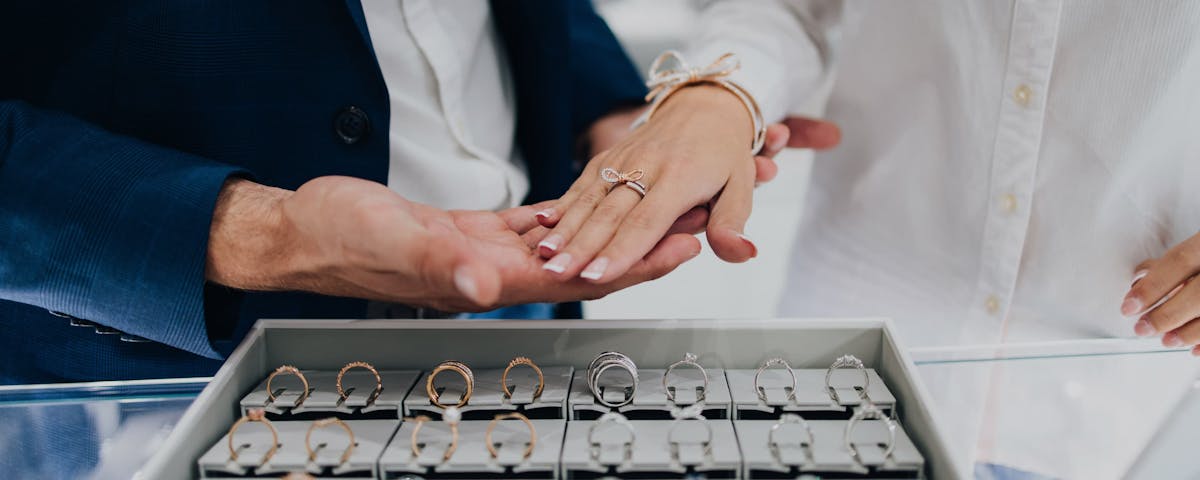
[1123, 232, 1200, 354]
[205, 176, 701, 311]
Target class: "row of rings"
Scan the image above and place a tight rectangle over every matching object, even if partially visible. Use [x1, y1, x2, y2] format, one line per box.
[586, 405, 896, 467]
[409, 407, 538, 461]
[753, 354, 871, 403]
[266, 361, 383, 407]
[226, 409, 356, 466]
[426, 356, 545, 408]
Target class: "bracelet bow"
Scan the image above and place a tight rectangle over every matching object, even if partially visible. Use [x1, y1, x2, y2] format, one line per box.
[645, 51, 741, 102]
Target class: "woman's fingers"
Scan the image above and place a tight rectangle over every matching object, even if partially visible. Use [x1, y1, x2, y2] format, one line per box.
[1123, 235, 1200, 316]
[535, 157, 605, 229]
[544, 185, 645, 280]
[1140, 277, 1199, 340]
[705, 165, 757, 262]
[783, 116, 842, 150]
[499, 200, 556, 234]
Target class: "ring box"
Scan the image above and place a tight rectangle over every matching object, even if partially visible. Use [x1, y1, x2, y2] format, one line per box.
[144, 318, 960, 479]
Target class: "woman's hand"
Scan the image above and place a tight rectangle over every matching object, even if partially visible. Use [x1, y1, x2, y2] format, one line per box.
[536, 85, 838, 283]
[1122, 232, 1200, 353]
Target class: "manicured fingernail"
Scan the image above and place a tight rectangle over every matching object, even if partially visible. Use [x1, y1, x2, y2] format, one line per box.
[535, 208, 556, 220]
[737, 233, 758, 258]
[1163, 332, 1185, 348]
[580, 257, 609, 281]
[1134, 317, 1156, 337]
[1131, 269, 1149, 286]
[453, 266, 480, 303]
[538, 234, 563, 255]
[1121, 295, 1143, 317]
[543, 253, 572, 274]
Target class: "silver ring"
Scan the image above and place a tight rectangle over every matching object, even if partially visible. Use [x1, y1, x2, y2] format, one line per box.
[769, 413, 815, 465]
[753, 357, 797, 403]
[844, 401, 896, 464]
[624, 180, 647, 198]
[825, 354, 870, 402]
[667, 405, 713, 461]
[588, 352, 639, 408]
[663, 352, 708, 404]
[588, 412, 636, 463]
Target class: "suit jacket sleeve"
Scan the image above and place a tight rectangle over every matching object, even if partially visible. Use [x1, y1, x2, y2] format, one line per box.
[567, 0, 648, 137]
[0, 100, 247, 359]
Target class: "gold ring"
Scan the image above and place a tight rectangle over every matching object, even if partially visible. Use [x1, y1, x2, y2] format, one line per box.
[336, 361, 382, 402]
[409, 407, 461, 462]
[486, 412, 537, 460]
[427, 360, 474, 408]
[501, 356, 545, 400]
[266, 365, 309, 406]
[226, 408, 279, 464]
[305, 417, 355, 465]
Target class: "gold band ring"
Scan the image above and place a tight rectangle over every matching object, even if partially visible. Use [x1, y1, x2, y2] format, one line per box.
[427, 360, 474, 408]
[226, 408, 279, 464]
[336, 361, 383, 402]
[501, 356, 545, 400]
[266, 365, 309, 406]
[409, 406, 461, 462]
[305, 417, 355, 465]
[486, 412, 537, 460]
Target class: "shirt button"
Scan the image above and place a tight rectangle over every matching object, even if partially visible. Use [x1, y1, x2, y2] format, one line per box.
[985, 295, 1001, 315]
[1000, 193, 1018, 213]
[333, 106, 371, 145]
[1013, 84, 1032, 107]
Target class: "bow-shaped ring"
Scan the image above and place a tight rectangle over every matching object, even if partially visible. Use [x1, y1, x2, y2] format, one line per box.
[600, 168, 645, 185]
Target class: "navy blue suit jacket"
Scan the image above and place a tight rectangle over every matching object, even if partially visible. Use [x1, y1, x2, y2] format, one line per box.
[0, 1, 645, 384]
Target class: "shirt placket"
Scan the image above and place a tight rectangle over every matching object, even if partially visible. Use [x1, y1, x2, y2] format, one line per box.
[967, 0, 1064, 344]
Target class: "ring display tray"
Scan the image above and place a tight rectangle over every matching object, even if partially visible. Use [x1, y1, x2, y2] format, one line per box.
[561, 418, 740, 479]
[378, 419, 564, 479]
[404, 366, 573, 420]
[197, 419, 398, 479]
[144, 318, 960, 479]
[728, 368, 897, 420]
[735, 419, 923, 479]
[240, 369, 420, 419]
[568, 367, 733, 420]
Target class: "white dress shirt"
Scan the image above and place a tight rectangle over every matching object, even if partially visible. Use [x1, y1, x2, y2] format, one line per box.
[362, 0, 528, 210]
[690, 1, 1200, 478]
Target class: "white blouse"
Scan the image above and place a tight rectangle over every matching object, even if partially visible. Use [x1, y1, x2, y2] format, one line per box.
[689, 0, 1200, 477]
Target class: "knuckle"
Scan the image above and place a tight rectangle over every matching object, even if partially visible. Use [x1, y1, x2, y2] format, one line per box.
[622, 211, 660, 231]
[578, 189, 607, 207]
[590, 202, 625, 224]
[1174, 246, 1200, 266]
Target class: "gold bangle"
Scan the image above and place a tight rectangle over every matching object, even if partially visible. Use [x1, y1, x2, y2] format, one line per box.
[265, 365, 309, 406]
[336, 361, 383, 402]
[501, 356, 545, 400]
[427, 360, 474, 408]
[409, 407, 461, 462]
[305, 417, 355, 465]
[226, 408, 279, 465]
[486, 412, 537, 460]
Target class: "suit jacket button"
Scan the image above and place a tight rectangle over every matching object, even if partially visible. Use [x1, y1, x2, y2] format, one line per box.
[334, 106, 371, 144]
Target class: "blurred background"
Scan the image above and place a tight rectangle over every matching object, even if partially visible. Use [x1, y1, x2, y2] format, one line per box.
[585, 0, 814, 319]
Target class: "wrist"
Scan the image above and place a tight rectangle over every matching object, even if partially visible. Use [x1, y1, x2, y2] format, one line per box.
[205, 178, 297, 291]
[649, 84, 754, 147]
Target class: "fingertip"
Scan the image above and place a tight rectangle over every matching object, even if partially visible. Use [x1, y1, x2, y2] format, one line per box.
[454, 263, 500, 307]
[707, 228, 755, 263]
[754, 156, 780, 184]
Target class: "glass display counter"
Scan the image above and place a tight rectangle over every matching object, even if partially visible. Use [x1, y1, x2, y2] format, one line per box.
[0, 323, 1195, 479]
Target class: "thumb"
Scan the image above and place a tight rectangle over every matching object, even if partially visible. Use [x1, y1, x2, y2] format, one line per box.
[783, 116, 841, 150]
[420, 230, 502, 307]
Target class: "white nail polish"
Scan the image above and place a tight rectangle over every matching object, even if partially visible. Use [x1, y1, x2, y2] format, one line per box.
[538, 234, 563, 253]
[543, 253, 571, 274]
[535, 208, 555, 220]
[580, 257, 609, 281]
